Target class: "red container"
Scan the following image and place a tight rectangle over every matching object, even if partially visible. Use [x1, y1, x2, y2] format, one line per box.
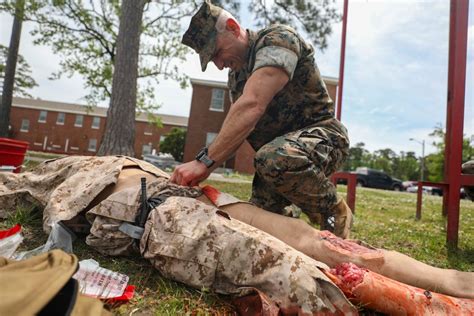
[0, 138, 29, 173]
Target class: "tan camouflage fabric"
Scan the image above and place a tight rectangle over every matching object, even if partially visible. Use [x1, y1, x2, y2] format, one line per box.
[181, 0, 222, 71]
[140, 196, 355, 315]
[86, 177, 201, 256]
[0, 155, 169, 233]
[0, 156, 357, 313]
[462, 160, 474, 200]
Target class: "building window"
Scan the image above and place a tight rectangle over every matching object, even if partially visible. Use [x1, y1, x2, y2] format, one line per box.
[88, 139, 97, 152]
[74, 115, 83, 127]
[142, 144, 152, 155]
[38, 110, 47, 123]
[206, 132, 217, 146]
[159, 135, 166, 143]
[91, 117, 101, 129]
[20, 119, 29, 132]
[56, 112, 65, 125]
[210, 88, 224, 111]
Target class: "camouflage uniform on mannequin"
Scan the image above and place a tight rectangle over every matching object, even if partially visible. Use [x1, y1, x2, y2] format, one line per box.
[0, 156, 355, 314]
[181, 1, 352, 237]
[1, 156, 473, 314]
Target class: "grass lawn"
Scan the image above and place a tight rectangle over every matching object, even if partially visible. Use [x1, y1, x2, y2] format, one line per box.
[1, 179, 473, 315]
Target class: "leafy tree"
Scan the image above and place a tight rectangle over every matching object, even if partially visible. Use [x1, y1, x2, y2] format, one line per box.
[0, 0, 26, 137]
[342, 142, 371, 171]
[0, 44, 38, 98]
[97, 0, 146, 155]
[425, 123, 474, 182]
[0, 0, 339, 153]
[159, 127, 186, 162]
[248, 0, 339, 50]
[0, 0, 191, 110]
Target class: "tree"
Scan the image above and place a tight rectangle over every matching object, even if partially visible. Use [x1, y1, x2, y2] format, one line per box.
[425, 123, 474, 182]
[0, 0, 25, 137]
[97, 0, 145, 155]
[248, 0, 339, 50]
[159, 128, 186, 162]
[0, 0, 339, 153]
[0, 44, 38, 97]
[342, 142, 371, 171]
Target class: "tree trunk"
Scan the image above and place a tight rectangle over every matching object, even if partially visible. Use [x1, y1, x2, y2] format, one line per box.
[0, 0, 25, 137]
[97, 0, 146, 156]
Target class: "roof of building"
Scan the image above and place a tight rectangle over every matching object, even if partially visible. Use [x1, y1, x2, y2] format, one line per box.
[190, 75, 339, 88]
[11, 96, 188, 127]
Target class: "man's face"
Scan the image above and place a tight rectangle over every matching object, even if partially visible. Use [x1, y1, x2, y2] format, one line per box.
[211, 32, 246, 71]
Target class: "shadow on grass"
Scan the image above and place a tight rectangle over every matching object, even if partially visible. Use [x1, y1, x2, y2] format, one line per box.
[447, 244, 474, 270]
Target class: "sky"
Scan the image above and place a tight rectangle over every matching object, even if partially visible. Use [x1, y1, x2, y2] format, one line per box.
[1, 0, 473, 157]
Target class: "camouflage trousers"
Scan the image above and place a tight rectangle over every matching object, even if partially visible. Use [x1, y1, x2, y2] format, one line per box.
[252, 118, 349, 220]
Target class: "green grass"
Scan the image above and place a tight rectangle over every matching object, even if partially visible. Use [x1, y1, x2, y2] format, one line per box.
[1, 182, 473, 315]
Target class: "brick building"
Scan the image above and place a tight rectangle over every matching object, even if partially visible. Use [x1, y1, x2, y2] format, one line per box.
[183, 77, 339, 174]
[7, 96, 187, 157]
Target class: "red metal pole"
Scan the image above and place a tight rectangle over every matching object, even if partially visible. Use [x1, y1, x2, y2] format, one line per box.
[336, 0, 349, 121]
[445, 0, 469, 247]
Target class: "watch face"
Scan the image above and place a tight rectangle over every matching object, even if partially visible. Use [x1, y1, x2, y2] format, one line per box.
[195, 147, 214, 167]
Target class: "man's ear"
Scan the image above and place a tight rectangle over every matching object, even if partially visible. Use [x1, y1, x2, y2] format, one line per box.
[225, 18, 240, 37]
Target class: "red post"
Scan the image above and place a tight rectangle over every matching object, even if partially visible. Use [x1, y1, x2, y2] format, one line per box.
[444, 0, 469, 247]
[336, 0, 349, 121]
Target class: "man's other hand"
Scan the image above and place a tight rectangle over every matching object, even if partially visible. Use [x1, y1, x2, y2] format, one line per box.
[170, 160, 211, 186]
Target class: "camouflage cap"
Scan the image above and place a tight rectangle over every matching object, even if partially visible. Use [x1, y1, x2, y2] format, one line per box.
[182, 0, 223, 71]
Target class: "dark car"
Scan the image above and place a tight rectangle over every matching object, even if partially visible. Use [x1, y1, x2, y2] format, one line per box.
[353, 167, 403, 191]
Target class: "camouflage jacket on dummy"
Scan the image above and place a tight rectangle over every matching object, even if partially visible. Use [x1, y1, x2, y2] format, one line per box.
[228, 25, 349, 151]
[0, 156, 355, 314]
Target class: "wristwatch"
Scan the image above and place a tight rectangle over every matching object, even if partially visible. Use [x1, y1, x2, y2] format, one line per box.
[195, 147, 215, 168]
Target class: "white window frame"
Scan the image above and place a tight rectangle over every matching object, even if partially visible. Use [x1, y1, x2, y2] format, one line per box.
[206, 132, 217, 146]
[38, 110, 47, 123]
[56, 112, 65, 125]
[91, 117, 101, 129]
[210, 88, 225, 112]
[142, 144, 152, 155]
[159, 135, 166, 143]
[88, 139, 97, 152]
[74, 115, 84, 127]
[20, 119, 30, 132]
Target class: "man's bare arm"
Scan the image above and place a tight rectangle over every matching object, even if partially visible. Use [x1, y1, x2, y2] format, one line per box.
[208, 66, 289, 165]
[170, 66, 288, 186]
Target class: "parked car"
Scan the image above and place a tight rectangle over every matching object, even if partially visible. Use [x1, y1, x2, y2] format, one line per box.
[406, 185, 442, 196]
[142, 153, 180, 171]
[406, 183, 468, 199]
[353, 167, 403, 191]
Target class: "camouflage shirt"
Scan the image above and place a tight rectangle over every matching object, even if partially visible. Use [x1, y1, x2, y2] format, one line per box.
[228, 25, 339, 151]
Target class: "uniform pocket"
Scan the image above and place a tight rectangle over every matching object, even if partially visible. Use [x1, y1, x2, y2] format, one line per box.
[141, 206, 220, 289]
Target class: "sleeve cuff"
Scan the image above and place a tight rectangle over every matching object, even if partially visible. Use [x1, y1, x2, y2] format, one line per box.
[252, 46, 298, 80]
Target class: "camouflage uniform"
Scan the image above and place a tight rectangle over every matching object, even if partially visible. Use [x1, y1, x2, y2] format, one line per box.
[0, 156, 355, 314]
[228, 25, 350, 219]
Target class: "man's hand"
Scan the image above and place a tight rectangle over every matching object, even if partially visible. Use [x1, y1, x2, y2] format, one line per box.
[170, 160, 211, 186]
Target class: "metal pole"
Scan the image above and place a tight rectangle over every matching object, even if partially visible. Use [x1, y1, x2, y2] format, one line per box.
[445, 0, 469, 247]
[421, 140, 425, 181]
[336, 0, 349, 121]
